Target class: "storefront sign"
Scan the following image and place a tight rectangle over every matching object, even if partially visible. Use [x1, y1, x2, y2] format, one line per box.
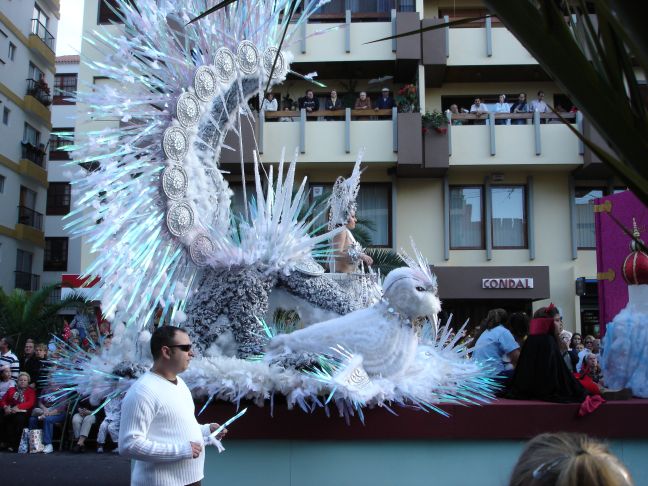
[482, 278, 534, 289]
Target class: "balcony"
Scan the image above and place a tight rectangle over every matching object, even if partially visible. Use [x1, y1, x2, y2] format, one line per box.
[26, 78, 52, 107]
[15, 271, 40, 292]
[18, 205, 44, 230]
[447, 112, 581, 168]
[21, 141, 47, 168]
[30, 19, 55, 51]
[258, 109, 397, 164]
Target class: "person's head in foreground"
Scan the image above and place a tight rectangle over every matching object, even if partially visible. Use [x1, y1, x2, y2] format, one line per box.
[150, 325, 194, 375]
[509, 432, 633, 486]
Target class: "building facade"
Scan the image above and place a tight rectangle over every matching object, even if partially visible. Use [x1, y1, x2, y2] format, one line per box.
[0, 0, 59, 293]
[75, 0, 632, 335]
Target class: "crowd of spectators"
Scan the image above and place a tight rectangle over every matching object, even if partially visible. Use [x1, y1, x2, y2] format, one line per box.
[0, 324, 119, 454]
[470, 306, 631, 406]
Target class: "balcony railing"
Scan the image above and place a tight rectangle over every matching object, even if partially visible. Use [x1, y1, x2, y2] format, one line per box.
[31, 19, 55, 51]
[17, 205, 44, 230]
[15, 271, 40, 291]
[26, 78, 52, 107]
[21, 141, 47, 167]
[309, 0, 413, 21]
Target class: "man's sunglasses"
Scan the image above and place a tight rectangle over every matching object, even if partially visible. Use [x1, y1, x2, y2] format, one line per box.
[166, 344, 192, 352]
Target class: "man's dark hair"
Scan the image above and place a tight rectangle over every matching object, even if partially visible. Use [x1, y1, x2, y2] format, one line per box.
[1, 336, 14, 350]
[306, 89, 313, 94]
[150, 326, 187, 360]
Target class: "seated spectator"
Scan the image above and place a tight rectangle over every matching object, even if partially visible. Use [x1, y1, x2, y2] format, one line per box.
[354, 91, 371, 110]
[0, 372, 36, 451]
[472, 308, 519, 386]
[324, 90, 342, 111]
[529, 90, 549, 123]
[559, 330, 574, 372]
[29, 389, 67, 454]
[97, 393, 123, 453]
[0, 365, 15, 399]
[509, 93, 528, 125]
[298, 89, 319, 113]
[448, 104, 463, 125]
[469, 97, 488, 125]
[494, 94, 510, 125]
[507, 304, 587, 403]
[261, 92, 278, 113]
[0, 336, 20, 380]
[509, 432, 634, 486]
[72, 398, 97, 453]
[20, 339, 41, 389]
[375, 87, 394, 110]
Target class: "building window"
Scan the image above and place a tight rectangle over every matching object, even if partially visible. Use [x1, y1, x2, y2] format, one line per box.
[49, 129, 74, 160]
[28, 62, 45, 83]
[575, 188, 604, 249]
[33, 4, 49, 28]
[15, 249, 39, 290]
[23, 123, 40, 146]
[0, 174, 5, 193]
[2, 107, 9, 125]
[8, 42, 16, 61]
[357, 183, 391, 247]
[44, 237, 69, 271]
[53, 74, 78, 104]
[98, 0, 124, 24]
[491, 186, 527, 249]
[450, 186, 484, 249]
[47, 182, 71, 215]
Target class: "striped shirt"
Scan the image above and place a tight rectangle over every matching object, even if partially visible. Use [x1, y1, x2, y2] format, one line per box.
[0, 351, 20, 380]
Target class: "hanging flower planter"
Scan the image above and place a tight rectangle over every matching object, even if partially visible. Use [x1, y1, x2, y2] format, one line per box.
[434, 127, 448, 134]
[422, 110, 448, 135]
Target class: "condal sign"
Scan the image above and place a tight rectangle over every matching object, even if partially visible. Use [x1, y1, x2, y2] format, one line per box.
[482, 278, 534, 289]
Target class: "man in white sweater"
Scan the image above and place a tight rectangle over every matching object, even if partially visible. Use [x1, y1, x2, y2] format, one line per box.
[119, 326, 226, 486]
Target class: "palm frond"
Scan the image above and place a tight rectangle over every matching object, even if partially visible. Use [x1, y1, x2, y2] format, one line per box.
[364, 247, 405, 274]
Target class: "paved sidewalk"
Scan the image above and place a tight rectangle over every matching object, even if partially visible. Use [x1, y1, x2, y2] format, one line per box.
[0, 450, 130, 485]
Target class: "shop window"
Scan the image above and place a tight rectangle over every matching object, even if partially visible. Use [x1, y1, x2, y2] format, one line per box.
[491, 186, 527, 249]
[44, 237, 69, 272]
[450, 186, 483, 249]
[53, 73, 78, 104]
[575, 188, 604, 249]
[47, 182, 71, 215]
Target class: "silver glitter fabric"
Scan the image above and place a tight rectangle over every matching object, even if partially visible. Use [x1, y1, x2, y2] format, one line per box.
[294, 257, 325, 276]
[237, 40, 259, 75]
[193, 66, 218, 101]
[176, 92, 201, 127]
[162, 164, 188, 200]
[189, 234, 215, 266]
[162, 126, 189, 161]
[277, 272, 358, 315]
[166, 201, 194, 236]
[214, 47, 236, 83]
[263, 47, 285, 79]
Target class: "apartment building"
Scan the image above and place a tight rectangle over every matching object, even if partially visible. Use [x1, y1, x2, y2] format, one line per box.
[78, 0, 619, 334]
[0, 0, 59, 293]
[41, 54, 82, 296]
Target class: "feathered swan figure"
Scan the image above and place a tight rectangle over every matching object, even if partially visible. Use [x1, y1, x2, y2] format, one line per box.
[267, 247, 441, 378]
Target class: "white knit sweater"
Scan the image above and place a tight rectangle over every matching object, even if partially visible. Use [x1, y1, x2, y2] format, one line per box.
[119, 372, 211, 486]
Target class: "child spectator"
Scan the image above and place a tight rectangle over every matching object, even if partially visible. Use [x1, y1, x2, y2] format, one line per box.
[0, 365, 16, 399]
[97, 393, 123, 453]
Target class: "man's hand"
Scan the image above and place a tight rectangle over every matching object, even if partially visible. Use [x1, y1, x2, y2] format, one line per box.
[209, 423, 228, 439]
[190, 441, 202, 458]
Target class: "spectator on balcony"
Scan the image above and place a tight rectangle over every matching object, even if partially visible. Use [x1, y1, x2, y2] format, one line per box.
[375, 87, 394, 110]
[298, 89, 319, 114]
[529, 90, 549, 123]
[325, 90, 343, 111]
[448, 104, 463, 126]
[494, 94, 510, 125]
[0, 372, 36, 451]
[510, 93, 528, 125]
[354, 91, 372, 110]
[0, 337, 20, 380]
[469, 97, 489, 125]
[20, 339, 40, 389]
[261, 92, 278, 113]
[0, 366, 15, 400]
